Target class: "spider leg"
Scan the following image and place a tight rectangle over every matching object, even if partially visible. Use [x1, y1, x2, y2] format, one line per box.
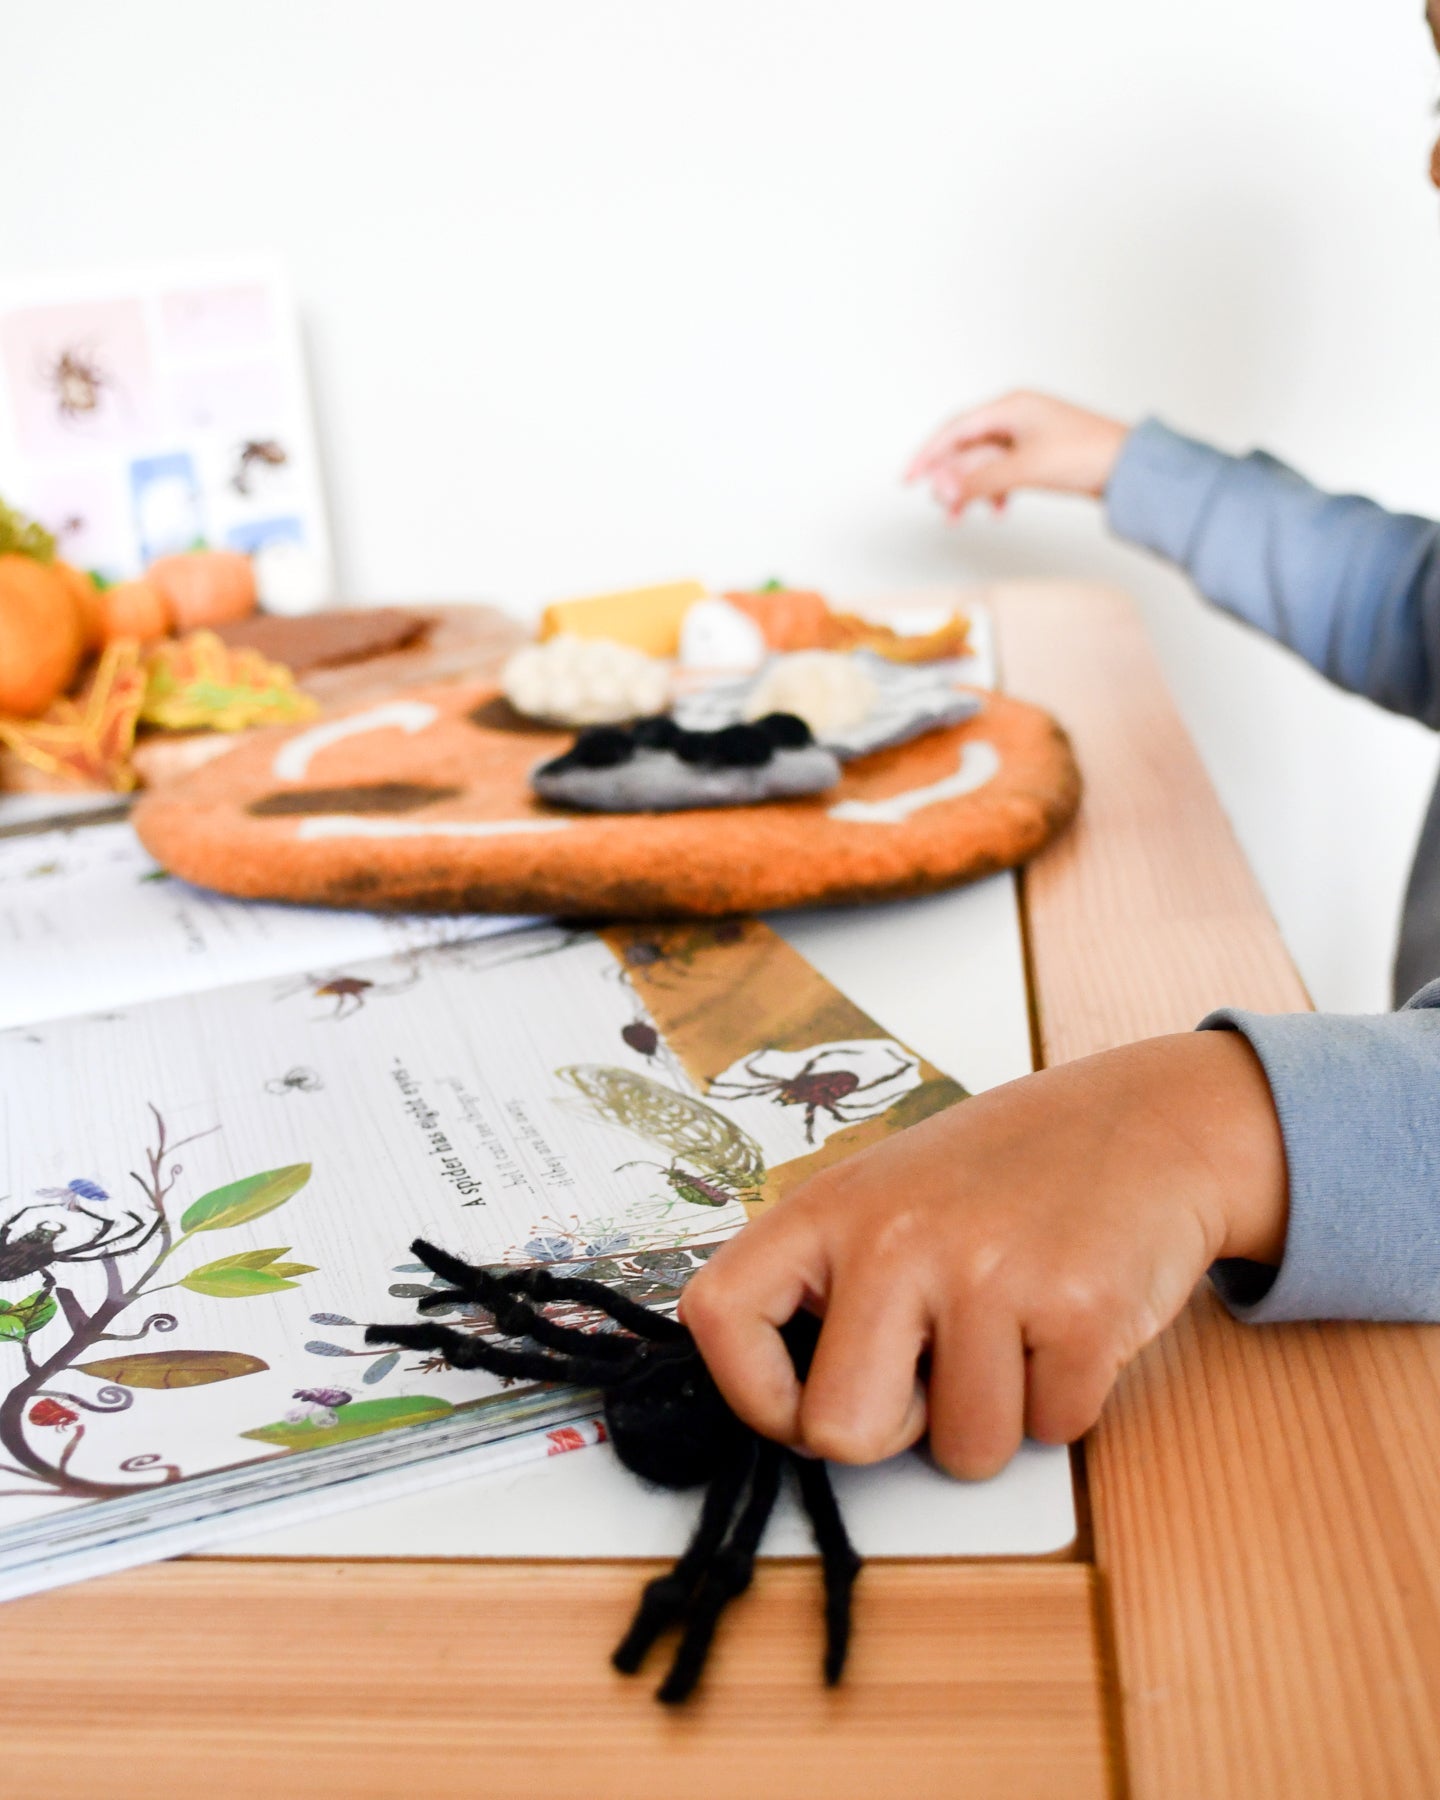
[658, 1437, 784, 1704]
[410, 1240, 685, 1345]
[504, 1265, 689, 1344]
[62, 1209, 160, 1262]
[409, 1242, 641, 1356]
[790, 1452, 862, 1685]
[842, 1052, 917, 1097]
[612, 1439, 754, 1676]
[362, 1318, 612, 1388]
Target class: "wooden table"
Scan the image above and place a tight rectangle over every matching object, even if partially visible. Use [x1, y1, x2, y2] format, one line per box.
[7, 582, 1437, 1798]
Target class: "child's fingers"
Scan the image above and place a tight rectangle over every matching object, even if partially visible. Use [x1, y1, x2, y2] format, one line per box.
[925, 1305, 1026, 1479]
[795, 1268, 929, 1463]
[1023, 1334, 1124, 1447]
[905, 403, 1017, 480]
[678, 1219, 825, 1445]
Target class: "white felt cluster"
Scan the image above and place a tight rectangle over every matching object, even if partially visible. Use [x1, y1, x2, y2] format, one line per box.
[502, 634, 671, 725]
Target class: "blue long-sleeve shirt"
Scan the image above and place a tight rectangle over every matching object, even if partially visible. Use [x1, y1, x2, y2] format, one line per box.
[1104, 420, 1440, 1321]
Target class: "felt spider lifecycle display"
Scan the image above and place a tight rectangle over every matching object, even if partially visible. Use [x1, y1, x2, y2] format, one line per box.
[366, 1238, 861, 1704]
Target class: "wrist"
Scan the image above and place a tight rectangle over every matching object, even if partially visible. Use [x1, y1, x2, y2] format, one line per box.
[1189, 1029, 1290, 1265]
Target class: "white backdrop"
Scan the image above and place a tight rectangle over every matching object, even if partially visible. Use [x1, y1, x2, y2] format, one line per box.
[4, 0, 1438, 1012]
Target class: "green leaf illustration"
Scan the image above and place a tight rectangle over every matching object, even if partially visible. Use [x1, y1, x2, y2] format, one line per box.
[178, 1164, 311, 1236]
[77, 1349, 269, 1389]
[177, 1247, 319, 1297]
[240, 1394, 453, 1451]
[179, 1268, 301, 1299]
[0, 1291, 58, 1341]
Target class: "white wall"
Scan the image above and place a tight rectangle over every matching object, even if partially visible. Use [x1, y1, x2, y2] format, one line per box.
[4, 0, 1438, 1012]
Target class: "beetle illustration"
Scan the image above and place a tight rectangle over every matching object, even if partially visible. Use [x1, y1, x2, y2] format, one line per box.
[707, 1046, 917, 1145]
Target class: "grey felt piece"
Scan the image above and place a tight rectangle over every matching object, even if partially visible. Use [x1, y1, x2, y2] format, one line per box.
[531, 743, 842, 812]
[674, 653, 982, 760]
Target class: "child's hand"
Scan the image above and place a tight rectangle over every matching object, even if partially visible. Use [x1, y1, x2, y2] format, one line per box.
[679, 1031, 1288, 1478]
[906, 391, 1131, 520]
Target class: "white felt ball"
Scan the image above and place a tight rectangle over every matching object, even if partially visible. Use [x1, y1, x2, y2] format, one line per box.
[502, 635, 670, 725]
[678, 597, 768, 671]
[744, 651, 879, 736]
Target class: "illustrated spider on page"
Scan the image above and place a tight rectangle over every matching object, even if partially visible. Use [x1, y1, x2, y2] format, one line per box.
[368, 1238, 861, 1703]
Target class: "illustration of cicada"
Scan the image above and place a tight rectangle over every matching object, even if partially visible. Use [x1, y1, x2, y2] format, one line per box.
[556, 1064, 764, 1193]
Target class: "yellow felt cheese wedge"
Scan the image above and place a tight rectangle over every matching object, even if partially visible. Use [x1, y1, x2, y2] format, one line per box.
[538, 579, 707, 657]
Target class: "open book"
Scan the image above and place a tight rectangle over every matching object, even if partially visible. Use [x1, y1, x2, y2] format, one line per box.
[0, 912, 968, 1597]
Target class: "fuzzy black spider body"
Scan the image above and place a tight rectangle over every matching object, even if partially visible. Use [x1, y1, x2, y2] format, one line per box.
[367, 1238, 860, 1703]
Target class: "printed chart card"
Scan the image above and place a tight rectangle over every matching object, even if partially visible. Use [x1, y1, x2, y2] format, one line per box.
[0, 257, 331, 607]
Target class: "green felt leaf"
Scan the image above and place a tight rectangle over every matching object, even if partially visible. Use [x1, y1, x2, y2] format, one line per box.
[77, 1349, 269, 1389]
[0, 1315, 28, 1343]
[179, 1165, 311, 1236]
[240, 1394, 453, 1451]
[178, 1267, 300, 1299]
[264, 1262, 316, 1279]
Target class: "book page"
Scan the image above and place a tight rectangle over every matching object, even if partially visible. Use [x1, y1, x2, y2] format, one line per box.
[0, 918, 962, 1574]
[0, 820, 530, 1029]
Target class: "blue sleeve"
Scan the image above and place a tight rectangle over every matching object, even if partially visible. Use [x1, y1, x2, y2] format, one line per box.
[1105, 418, 1440, 727]
[1201, 979, 1440, 1322]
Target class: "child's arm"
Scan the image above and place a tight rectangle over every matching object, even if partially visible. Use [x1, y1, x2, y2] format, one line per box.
[680, 1030, 1289, 1475]
[909, 391, 1440, 728]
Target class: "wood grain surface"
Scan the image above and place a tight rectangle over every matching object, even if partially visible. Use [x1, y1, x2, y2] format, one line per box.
[995, 581, 1440, 1800]
[0, 1560, 1111, 1800]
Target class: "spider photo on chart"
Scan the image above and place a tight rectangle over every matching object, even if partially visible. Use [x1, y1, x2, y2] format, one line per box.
[707, 1044, 917, 1144]
[40, 343, 114, 425]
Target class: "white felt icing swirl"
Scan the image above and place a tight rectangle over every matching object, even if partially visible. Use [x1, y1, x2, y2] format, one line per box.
[295, 817, 573, 841]
[827, 739, 1001, 824]
[272, 701, 440, 781]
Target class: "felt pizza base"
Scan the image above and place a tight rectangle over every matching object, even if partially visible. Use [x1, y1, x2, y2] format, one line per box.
[132, 679, 1081, 916]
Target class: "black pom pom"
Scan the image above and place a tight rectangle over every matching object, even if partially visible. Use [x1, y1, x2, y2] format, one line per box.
[710, 724, 774, 768]
[753, 711, 813, 749]
[674, 729, 720, 766]
[563, 727, 636, 770]
[631, 714, 683, 750]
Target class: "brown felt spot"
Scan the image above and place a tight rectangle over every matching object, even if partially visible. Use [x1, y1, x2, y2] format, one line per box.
[246, 782, 461, 817]
[466, 696, 557, 735]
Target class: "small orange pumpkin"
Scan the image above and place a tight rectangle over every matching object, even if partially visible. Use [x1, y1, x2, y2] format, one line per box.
[146, 550, 257, 632]
[0, 554, 86, 716]
[723, 587, 835, 652]
[97, 578, 173, 645]
[53, 561, 107, 651]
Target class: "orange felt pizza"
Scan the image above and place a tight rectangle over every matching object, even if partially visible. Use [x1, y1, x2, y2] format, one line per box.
[131, 678, 1081, 915]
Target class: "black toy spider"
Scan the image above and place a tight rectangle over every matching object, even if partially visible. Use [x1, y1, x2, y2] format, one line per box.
[0, 1200, 160, 1283]
[367, 1238, 860, 1703]
[708, 1046, 917, 1143]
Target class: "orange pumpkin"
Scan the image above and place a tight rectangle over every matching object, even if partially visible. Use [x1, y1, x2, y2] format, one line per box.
[97, 578, 173, 645]
[53, 561, 106, 651]
[0, 554, 86, 716]
[722, 587, 835, 652]
[146, 550, 257, 632]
